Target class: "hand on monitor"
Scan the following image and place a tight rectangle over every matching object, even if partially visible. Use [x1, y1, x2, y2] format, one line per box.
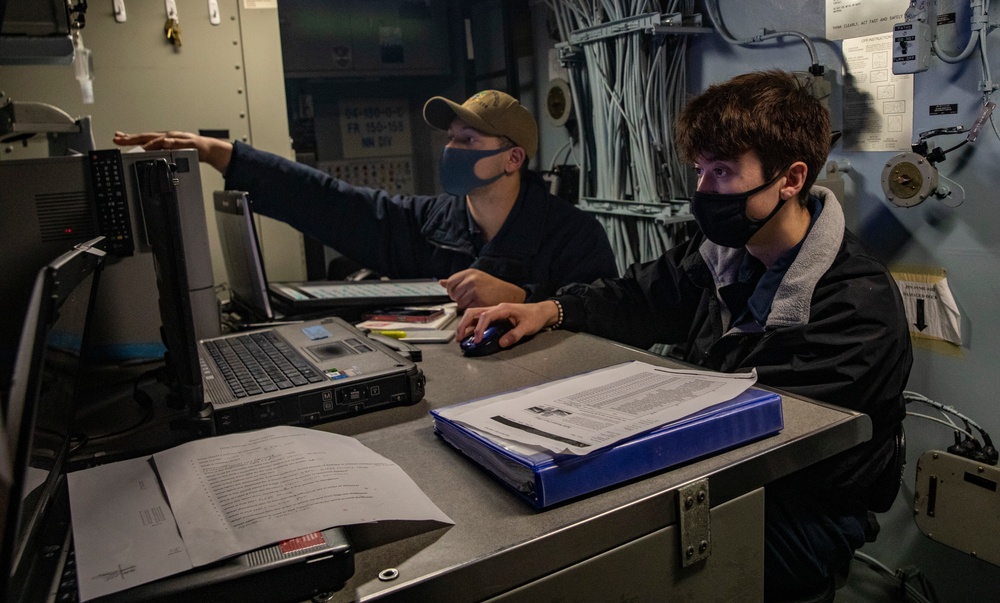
[113, 130, 233, 174]
[439, 269, 527, 309]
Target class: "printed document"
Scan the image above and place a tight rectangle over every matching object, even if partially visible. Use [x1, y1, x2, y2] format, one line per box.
[152, 426, 452, 566]
[68, 426, 452, 600]
[450, 361, 757, 456]
[67, 457, 193, 601]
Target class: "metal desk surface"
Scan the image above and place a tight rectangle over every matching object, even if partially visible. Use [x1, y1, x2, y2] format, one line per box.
[311, 330, 872, 602]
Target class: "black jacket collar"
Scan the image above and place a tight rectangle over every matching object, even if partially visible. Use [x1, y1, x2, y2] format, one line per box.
[423, 173, 549, 259]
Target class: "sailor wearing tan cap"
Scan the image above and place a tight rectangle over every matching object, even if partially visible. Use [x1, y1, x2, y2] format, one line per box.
[114, 90, 616, 308]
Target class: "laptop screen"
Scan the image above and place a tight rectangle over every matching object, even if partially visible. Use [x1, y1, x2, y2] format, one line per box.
[1, 237, 105, 602]
[213, 189, 450, 317]
[214, 190, 274, 321]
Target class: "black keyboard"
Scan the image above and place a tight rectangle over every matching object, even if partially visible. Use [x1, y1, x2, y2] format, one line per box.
[204, 332, 325, 398]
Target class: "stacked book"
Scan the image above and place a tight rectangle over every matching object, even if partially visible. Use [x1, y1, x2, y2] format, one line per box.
[356, 303, 458, 343]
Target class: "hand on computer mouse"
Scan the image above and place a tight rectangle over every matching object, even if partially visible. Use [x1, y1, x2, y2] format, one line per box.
[460, 319, 514, 357]
[456, 302, 561, 355]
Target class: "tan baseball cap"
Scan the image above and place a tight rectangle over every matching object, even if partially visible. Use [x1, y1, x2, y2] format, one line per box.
[423, 90, 538, 159]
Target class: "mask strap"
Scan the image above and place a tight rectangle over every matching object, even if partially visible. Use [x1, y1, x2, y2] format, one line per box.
[746, 166, 791, 225]
[743, 167, 788, 199]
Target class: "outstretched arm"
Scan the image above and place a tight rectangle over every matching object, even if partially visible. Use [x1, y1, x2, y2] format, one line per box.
[113, 131, 233, 174]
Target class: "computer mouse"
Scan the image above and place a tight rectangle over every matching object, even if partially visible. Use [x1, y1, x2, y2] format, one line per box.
[460, 319, 514, 357]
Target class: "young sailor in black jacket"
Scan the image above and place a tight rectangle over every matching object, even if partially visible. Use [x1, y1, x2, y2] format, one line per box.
[458, 70, 913, 601]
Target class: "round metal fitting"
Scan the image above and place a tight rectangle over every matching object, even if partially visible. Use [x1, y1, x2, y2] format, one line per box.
[378, 568, 400, 582]
[881, 152, 937, 207]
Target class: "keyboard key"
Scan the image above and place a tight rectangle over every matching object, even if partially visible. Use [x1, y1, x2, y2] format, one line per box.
[208, 333, 320, 398]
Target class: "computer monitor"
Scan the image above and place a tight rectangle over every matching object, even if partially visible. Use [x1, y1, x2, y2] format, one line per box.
[132, 158, 208, 425]
[0, 149, 219, 408]
[1, 236, 105, 602]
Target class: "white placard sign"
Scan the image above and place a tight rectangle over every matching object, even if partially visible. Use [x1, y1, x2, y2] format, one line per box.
[893, 271, 962, 346]
[842, 32, 914, 152]
[826, 0, 909, 40]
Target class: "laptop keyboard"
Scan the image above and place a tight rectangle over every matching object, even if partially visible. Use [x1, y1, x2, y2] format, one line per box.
[57, 545, 80, 603]
[204, 331, 325, 398]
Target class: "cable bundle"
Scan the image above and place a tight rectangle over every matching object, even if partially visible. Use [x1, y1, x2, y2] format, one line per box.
[548, 0, 694, 272]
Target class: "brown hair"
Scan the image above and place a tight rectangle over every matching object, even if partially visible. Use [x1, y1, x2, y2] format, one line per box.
[674, 70, 831, 201]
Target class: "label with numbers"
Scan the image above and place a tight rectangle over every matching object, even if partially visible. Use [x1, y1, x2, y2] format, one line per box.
[340, 98, 412, 158]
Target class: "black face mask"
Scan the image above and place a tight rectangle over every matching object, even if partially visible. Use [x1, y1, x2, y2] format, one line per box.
[690, 169, 789, 248]
[439, 146, 509, 197]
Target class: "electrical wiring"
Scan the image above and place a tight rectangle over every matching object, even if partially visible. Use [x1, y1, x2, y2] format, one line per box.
[904, 390, 997, 464]
[990, 110, 1000, 142]
[75, 367, 163, 443]
[932, 0, 987, 64]
[565, 138, 581, 167]
[80, 405, 155, 443]
[906, 411, 975, 438]
[928, 399, 961, 430]
[938, 1, 1000, 142]
[851, 552, 940, 603]
[853, 551, 896, 577]
[977, 7, 993, 87]
[550, 14, 578, 190]
[704, 0, 820, 71]
[888, 399, 998, 598]
[938, 138, 969, 157]
[550, 0, 692, 202]
[548, 0, 693, 268]
[549, 140, 573, 171]
[975, 15, 1000, 151]
[904, 390, 992, 440]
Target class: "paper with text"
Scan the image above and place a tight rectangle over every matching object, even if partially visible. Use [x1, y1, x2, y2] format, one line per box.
[152, 426, 452, 566]
[826, 0, 908, 40]
[843, 32, 914, 152]
[450, 361, 757, 456]
[68, 456, 193, 601]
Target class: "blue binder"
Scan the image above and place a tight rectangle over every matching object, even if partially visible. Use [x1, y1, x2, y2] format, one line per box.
[432, 374, 783, 509]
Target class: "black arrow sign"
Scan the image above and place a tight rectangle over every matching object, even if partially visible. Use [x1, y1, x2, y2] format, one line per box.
[914, 298, 928, 331]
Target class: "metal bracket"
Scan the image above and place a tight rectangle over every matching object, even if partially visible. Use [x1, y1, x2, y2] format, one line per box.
[678, 478, 711, 567]
[578, 197, 693, 222]
[568, 12, 663, 45]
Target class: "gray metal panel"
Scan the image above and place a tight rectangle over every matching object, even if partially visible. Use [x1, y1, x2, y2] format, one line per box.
[914, 450, 1000, 567]
[484, 488, 766, 603]
[0, 0, 249, 157]
[235, 1, 304, 283]
[278, 0, 452, 78]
